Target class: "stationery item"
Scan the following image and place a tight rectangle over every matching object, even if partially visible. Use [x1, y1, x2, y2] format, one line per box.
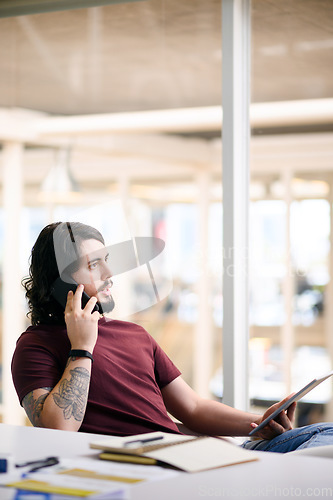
[0, 456, 178, 498]
[5, 477, 99, 497]
[16, 456, 59, 472]
[124, 435, 164, 447]
[249, 370, 333, 436]
[0, 458, 6, 473]
[90, 431, 258, 473]
[100, 453, 158, 465]
[0, 454, 13, 473]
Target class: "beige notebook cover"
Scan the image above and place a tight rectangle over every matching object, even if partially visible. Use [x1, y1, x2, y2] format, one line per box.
[90, 432, 258, 473]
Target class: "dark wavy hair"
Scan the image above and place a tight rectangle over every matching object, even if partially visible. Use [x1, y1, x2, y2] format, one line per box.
[22, 222, 104, 325]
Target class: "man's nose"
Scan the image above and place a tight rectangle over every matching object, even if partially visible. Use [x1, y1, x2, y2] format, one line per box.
[101, 261, 112, 280]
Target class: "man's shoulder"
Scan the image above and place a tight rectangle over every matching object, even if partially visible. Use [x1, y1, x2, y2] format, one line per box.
[23, 322, 66, 334]
[16, 323, 67, 347]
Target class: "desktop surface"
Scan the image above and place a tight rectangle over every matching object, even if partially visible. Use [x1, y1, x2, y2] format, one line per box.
[0, 423, 332, 499]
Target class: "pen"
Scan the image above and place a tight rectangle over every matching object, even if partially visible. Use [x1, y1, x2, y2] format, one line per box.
[124, 435, 164, 447]
[15, 456, 59, 472]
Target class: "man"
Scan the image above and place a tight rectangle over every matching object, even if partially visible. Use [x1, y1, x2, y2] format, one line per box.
[12, 221, 333, 452]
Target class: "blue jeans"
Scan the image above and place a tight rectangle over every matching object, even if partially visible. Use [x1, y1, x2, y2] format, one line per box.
[242, 423, 333, 453]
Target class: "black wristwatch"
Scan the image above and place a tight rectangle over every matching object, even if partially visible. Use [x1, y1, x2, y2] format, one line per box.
[69, 349, 94, 362]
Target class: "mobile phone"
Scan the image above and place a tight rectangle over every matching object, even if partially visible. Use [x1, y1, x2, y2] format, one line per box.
[51, 277, 100, 313]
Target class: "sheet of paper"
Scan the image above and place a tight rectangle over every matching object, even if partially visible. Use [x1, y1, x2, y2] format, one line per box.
[0, 456, 180, 498]
[60, 457, 180, 482]
[1, 472, 127, 499]
[145, 437, 258, 472]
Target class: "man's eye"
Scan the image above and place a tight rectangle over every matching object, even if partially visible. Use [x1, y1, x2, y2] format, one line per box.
[88, 262, 98, 270]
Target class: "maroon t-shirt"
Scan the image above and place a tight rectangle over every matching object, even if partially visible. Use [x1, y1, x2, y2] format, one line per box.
[11, 317, 181, 436]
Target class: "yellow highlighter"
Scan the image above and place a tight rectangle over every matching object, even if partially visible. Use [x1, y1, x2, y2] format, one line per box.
[99, 452, 157, 466]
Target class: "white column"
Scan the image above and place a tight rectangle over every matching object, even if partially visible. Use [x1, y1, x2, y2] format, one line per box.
[2, 142, 26, 425]
[281, 169, 294, 396]
[324, 177, 333, 421]
[222, 0, 251, 410]
[193, 170, 213, 398]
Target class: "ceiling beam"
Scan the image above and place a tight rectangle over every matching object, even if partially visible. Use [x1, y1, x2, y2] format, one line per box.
[34, 98, 333, 137]
[34, 107, 223, 137]
[1, 133, 332, 184]
[1, 99, 333, 144]
[0, 0, 143, 18]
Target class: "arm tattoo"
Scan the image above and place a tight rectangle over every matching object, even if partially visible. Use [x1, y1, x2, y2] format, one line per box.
[22, 387, 52, 427]
[66, 355, 87, 366]
[52, 367, 90, 421]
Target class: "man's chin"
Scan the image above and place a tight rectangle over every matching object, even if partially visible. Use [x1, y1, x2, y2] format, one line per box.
[98, 296, 115, 314]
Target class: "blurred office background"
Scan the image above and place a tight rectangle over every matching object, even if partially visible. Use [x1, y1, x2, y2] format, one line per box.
[0, 0, 333, 427]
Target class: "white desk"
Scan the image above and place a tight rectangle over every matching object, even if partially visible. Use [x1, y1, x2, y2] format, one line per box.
[1, 423, 333, 499]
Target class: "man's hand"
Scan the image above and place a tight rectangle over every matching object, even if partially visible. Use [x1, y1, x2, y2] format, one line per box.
[65, 284, 100, 353]
[250, 394, 297, 439]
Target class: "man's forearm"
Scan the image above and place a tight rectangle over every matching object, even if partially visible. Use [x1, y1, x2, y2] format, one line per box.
[43, 356, 92, 431]
[184, 399, 260, 437]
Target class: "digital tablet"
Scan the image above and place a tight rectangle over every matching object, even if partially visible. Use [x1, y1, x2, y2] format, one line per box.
[249, 371, 333, 436]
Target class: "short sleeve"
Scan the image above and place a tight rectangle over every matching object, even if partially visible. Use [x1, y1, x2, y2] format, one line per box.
[11, 330, 68, 405]
[151, 337, 181, 389]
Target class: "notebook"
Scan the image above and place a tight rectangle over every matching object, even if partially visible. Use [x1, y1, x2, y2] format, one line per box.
[90, 431, 258, 473]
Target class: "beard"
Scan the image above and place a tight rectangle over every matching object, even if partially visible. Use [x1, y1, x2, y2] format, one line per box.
[95, 279, 115, 314]
[98, 294, 115, 314]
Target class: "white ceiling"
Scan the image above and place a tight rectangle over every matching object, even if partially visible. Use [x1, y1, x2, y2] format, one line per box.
[0, 0, 332, 203]
[0, 0, 332, 118]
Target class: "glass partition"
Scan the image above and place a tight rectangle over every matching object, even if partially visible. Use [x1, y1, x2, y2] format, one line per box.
[250, 0, 333, 423]
[0, 1, 222, 421]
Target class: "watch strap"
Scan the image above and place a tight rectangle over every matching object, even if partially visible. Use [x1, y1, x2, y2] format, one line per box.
[69, 349, 94, 362]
